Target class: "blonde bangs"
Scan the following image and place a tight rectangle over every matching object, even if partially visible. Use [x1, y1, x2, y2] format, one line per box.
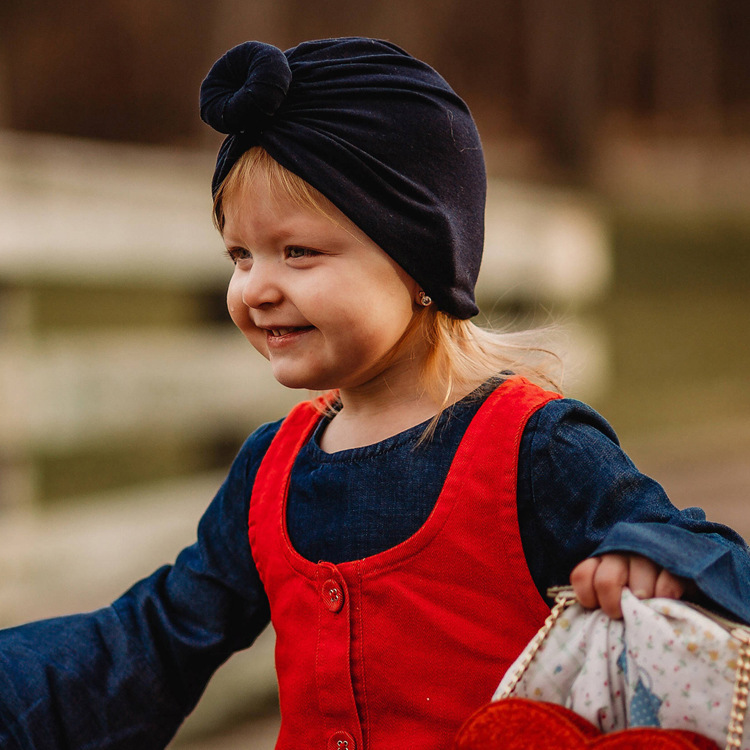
[212, 147, 334, 233]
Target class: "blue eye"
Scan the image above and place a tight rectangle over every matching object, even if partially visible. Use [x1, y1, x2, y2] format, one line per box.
[224, 247, 252, 264]
[287, 246, 318, 259]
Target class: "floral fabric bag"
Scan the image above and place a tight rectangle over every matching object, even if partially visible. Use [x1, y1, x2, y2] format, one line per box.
[455, 588, 750, 749]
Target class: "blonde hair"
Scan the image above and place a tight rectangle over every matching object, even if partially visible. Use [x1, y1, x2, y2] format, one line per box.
[213, 147, 563, 419]
[213, 146, 335, 232]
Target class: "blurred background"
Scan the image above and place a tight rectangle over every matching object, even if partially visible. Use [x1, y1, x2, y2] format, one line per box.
[0, 1, 749, 747]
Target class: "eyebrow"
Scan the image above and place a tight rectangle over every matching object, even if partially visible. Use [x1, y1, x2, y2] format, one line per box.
[222, 218, 302, 243]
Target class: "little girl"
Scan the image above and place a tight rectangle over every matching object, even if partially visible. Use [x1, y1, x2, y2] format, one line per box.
[0, 37, 748, 750]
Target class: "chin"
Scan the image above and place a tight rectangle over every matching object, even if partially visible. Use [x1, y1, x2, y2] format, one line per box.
[271, 368, 329, 392]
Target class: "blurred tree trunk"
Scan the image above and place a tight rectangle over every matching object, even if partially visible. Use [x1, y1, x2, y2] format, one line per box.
[719, 0, 750, 131]
[282, 0, 378, 49]
[599, 0, 655, 118]
[209, 0, 288, 53]
[429, 0, 526, 139]
[522, 0, 599, 175]
[653, 0, 721, 128]
[366, 0, 460, 64]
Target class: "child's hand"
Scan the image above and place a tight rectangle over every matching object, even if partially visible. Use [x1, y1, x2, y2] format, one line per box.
[570, 553, 687, 619]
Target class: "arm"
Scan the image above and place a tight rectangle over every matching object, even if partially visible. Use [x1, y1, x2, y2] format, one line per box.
[517, 399, 750, 622]
[0, 420, 281, 750]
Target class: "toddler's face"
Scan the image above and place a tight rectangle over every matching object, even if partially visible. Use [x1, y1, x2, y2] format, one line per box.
[222, 173, 420, 394]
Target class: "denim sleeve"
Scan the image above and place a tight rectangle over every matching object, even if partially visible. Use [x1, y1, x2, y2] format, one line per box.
[0, 420, 281, 750]
[518, 399, 750, 623]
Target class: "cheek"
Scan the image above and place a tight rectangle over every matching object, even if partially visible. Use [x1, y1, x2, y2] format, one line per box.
[367, 283, 418, 337]
[226, 280, 270, 358]
[226, 283, 245, 329]
[226, 274, 242, 314]
[347, 304, 417, 359]
[226, 274, 250, 325]
[322, 279, 415, 354]
[249, 330, 271, 360]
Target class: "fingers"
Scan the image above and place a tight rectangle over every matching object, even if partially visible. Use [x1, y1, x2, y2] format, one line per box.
[626, 555, 660, 599]
[570, 557, 601, 610]
[654, 568, 687, 600]
[622, 556, 687, 602]
[569, 554, 687, 620]
[593, 554, 629, 618]
[571, 554, 628, 619]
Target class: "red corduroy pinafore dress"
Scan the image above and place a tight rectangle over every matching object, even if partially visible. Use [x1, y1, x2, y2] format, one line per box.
[248, 377, 558, 749]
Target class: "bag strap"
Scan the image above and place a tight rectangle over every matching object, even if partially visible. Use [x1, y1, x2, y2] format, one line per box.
[497, 587, 750, 750]
[495, 587, 577, 700]
[727, 626, 750, 749]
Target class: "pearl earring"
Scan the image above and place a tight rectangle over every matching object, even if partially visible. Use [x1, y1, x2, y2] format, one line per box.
[418, 291, 432, 307]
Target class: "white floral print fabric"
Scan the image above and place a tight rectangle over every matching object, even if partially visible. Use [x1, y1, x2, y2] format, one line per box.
[493, 589, 748, 749]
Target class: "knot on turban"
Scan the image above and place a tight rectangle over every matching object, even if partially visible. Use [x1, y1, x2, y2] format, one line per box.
[200, 41, 292, 135]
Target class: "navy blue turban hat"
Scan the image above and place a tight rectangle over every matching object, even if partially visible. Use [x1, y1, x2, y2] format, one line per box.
[200, 37, 485, 319]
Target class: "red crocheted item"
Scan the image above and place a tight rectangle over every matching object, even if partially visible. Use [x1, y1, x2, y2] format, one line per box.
[454, 699, 721, 749]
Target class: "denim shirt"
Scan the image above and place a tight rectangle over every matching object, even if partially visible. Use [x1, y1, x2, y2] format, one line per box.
[0, 387, 748, 749]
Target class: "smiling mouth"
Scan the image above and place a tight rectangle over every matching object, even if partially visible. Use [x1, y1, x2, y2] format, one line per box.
[267, 326, 313, 337]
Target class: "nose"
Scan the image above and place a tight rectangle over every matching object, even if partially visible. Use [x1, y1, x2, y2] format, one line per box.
[235, 259, 283, 309]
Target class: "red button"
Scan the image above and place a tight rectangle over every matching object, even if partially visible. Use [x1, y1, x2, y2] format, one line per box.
[328, 730, 356, 750]
[322, 579, 344, 613]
